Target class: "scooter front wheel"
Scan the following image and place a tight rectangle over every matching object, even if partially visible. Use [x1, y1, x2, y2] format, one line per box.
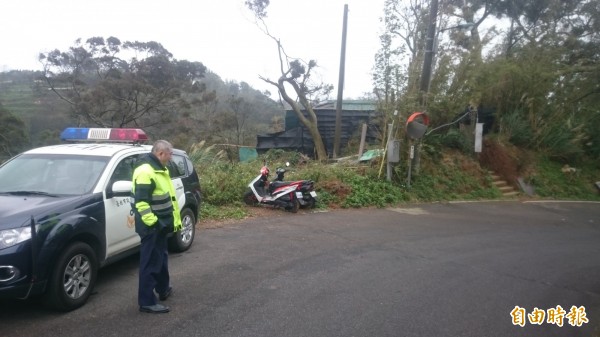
[243, 190, 259, 206]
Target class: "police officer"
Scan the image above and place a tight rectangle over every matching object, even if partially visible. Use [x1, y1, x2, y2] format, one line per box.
[132, 140, 182, 313]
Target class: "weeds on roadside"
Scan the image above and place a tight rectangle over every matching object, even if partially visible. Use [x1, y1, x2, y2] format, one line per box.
[191, 147, 600, 221]
[528, 156, 600, 201]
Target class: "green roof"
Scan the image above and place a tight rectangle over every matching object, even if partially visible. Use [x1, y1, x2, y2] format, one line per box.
[311, 100, 377, 111]
[283, 100, 378, 112]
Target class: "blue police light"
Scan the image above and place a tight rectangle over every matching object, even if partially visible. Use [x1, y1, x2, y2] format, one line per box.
[60, 127, 90, 141]
[60, 128, 149, 143]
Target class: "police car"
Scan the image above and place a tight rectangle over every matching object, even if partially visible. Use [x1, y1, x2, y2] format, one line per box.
[0, 128, 201, 311]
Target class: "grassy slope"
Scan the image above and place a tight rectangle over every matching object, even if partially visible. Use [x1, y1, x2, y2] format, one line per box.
[530, 157, 600, 201]
[196, 147, 600, 222]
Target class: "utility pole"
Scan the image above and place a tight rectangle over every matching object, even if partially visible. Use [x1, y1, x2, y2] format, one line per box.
[333, 4, 348, 159]
[412, 0, 438, 175]
[419, 0, 438, 104]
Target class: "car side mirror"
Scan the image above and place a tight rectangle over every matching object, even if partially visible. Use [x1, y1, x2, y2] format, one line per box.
[108, 180, 133, 198]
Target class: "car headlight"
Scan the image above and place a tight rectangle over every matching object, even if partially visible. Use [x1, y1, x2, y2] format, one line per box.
[0, 227, 32, 249]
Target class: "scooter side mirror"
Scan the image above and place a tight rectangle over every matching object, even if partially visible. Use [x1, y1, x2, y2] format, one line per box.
[274, 167, 286, 182]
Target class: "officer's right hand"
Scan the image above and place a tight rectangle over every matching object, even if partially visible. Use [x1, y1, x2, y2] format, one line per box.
[157, 218, 174, 234]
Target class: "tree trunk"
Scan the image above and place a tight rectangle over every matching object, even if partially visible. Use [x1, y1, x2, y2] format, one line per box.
[276, 78, 328, 161]
[304, 115, 328, 160]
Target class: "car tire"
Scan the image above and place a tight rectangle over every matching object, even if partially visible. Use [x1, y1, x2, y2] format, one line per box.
[168, 207, 196, 252]
[43, 242, 98, 312]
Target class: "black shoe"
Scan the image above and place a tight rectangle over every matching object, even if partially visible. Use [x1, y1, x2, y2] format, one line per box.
[139, 304, 170, 313]
[159, 287, 172, 301]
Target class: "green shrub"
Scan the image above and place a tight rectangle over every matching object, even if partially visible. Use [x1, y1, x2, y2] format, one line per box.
[199, 162, 251, 206]
[342, 174, 408, 208]
[440, 129, 471, 153]
[500, 111, 533, 147]
[535, 121, 585, 161]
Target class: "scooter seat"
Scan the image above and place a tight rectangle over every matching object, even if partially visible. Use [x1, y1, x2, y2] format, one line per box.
[269, 181, 288, 190]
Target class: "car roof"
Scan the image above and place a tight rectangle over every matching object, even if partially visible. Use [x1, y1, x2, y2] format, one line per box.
[23, 143, 153, 157]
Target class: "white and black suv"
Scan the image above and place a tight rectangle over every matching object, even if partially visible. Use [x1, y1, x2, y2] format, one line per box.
[0, 128, 201, 311]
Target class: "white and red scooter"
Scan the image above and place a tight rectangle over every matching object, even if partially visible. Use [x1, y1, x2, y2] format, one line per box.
[243, 163, 317, 213]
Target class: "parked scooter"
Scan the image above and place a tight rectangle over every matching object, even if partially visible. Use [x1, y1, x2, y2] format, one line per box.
[243, 163, 317, 213]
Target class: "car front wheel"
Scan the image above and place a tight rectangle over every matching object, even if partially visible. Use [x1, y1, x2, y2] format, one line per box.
[43, 242, 98, 312]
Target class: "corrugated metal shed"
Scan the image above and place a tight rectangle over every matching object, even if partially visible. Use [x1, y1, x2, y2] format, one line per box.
[257, 100, 380, 157]
[256, 127, 315, 155]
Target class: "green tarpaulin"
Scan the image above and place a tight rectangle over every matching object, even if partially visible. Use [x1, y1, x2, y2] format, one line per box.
[239, 147, 258, 162]
[359, 149, 384, 162]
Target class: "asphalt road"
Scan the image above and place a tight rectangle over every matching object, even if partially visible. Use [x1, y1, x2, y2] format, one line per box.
[1, 201, 599, 337]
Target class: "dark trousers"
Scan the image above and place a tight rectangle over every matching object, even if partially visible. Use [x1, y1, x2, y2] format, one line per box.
[138, 229, 170, 306]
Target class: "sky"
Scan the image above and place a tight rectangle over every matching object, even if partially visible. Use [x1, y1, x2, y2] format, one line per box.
[0, 0, 385, 99]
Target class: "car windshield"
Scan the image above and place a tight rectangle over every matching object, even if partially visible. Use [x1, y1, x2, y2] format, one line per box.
[0, 154, 109, 196]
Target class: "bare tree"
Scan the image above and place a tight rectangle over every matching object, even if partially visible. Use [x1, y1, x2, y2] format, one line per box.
[245, 0, 332, 160]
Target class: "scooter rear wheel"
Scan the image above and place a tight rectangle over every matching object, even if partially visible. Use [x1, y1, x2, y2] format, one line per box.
[303, 197, 316, 209]
[243, 190, 259, 206]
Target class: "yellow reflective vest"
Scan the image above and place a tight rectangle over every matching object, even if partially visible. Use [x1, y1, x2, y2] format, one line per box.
[132, 154, 182, 234]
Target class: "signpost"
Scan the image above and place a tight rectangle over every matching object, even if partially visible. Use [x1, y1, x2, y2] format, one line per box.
[406, 112, 429, 188]
[475, 123, 483, 153]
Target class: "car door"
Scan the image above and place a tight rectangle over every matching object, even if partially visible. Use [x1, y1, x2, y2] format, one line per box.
[104, 154, 141, 257]
[167, 154, 187, 210]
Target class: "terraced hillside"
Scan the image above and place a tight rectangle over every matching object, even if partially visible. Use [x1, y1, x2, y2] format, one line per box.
[0, 71, 70, 145]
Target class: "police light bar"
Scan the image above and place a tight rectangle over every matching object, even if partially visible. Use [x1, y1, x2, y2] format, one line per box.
[60, 128, 149, 143]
